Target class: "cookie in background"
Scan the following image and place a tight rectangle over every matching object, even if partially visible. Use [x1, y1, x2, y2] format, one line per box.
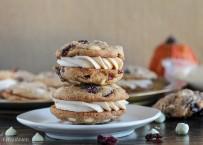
[34, 71, 68, 89]
[118, 65, 167, 94]
[1, 82, 52, 101]
[0, 69, 35, 99]
[154, 89, 203, 118]
[0, 69, 58, 102]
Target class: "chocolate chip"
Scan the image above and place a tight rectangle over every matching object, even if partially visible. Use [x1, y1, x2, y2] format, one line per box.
[55, 66, 60, 75]
[61, 44, 76, 56]
[78, 40, 89, 44]
[81, 84, 99, 94]
[55, 66, 65, 81]
[84, 75, 90, 79]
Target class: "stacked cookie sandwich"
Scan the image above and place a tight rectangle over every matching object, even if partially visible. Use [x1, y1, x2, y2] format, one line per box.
[51, 40, 129, 124]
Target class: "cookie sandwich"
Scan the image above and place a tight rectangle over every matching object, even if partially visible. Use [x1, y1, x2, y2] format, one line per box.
[55, 40, 124, 85]
[51, 40, 129, 124]
[51, 83, 128, 124]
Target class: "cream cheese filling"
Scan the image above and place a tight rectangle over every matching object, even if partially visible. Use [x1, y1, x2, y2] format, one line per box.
[57, 56, 123, 70]
[53, 98, 128, 112]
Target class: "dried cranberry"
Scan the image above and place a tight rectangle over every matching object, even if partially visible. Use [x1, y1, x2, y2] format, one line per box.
[97, 135, 118, 145]
[97, 135, 106, 144]
[145, 133, 162, 144]
[78, 40, 89, 44]
[62, 44, 75, 56]
[108, 74, 114, 80]
[81, 84, 99, 94]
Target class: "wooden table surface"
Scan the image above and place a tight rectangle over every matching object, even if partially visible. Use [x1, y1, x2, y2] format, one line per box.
[0, 109, 203, 145]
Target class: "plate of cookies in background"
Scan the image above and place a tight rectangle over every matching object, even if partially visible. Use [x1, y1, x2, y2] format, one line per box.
[118, 66, 186, 105]
[0, 69, 65, 109]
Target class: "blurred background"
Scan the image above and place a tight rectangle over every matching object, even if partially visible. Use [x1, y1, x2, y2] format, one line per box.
[0, 0, 202, 73]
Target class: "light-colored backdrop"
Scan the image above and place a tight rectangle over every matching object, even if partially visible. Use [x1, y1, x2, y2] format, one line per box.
[0, 0, 202, 72]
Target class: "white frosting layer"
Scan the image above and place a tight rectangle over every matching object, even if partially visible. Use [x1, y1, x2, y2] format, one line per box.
[118, 79, 152, 89]
[0, 79, 17, 91]
[53, 98, 128, 112]
[57, 56, 123, 70]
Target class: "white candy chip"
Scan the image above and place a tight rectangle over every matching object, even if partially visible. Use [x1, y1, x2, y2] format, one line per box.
[32, 132, 44, 142]
[148, 128, 160, 134]
[175, 123, 189, 135]
[5, 126, 17, 136]
[155, 112, 166, 123]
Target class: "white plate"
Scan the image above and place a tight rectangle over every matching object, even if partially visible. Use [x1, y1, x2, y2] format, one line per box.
[17, 105, 160, 140]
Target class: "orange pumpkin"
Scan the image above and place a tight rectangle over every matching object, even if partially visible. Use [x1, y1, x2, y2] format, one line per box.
[149, 36, 199, 76]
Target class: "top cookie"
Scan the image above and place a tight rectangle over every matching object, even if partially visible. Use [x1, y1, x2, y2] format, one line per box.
[56, 40, 124, 60]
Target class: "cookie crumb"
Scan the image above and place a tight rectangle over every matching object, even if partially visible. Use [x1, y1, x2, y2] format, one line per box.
[97, 135, 118, 145]
[145, 128, 162, 143]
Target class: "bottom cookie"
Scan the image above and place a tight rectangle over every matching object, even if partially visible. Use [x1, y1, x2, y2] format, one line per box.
[50, 105, 125, 124]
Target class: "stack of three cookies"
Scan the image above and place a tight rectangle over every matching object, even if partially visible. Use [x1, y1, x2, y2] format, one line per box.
[51, 40, 129, 124]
